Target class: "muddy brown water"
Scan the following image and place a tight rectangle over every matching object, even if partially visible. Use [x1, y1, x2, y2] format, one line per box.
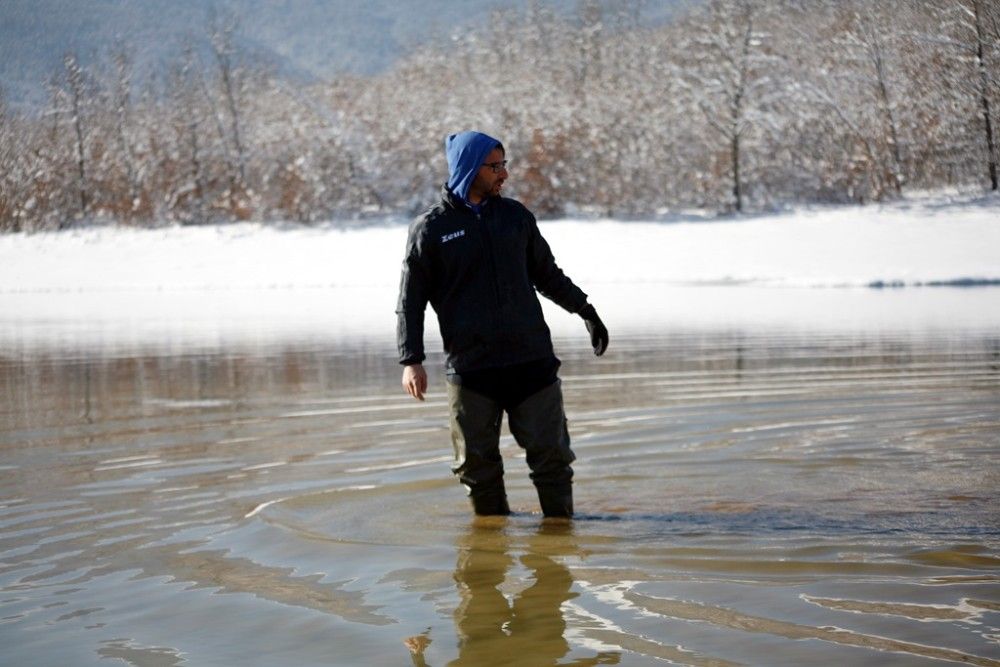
[1, 327, 998, 666]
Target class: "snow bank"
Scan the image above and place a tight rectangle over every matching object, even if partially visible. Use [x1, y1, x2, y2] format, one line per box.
[1, 195, 998, 349]
[4, 196, 997, 293]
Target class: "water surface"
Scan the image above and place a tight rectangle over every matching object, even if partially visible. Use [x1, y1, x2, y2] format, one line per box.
[1, 324, 998, 666]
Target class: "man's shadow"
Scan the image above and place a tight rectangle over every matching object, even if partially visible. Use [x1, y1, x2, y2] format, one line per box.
[407, 519, 619, 666]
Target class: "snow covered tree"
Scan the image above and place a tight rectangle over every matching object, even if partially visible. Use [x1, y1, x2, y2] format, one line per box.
[790, 1, 910, 201]
[917, 0, 999, 190]
[109, 47, 144, 219]
[165, 47, 210, 224]
[63, 53, 90, 220]
[0, 90, 20, 232]
[676, 0, 782, 212]
[209, 16, 252, 218]
[2, 0, 997, 233]
[967, 0, 999, 189]
[840, 2, 906, 194]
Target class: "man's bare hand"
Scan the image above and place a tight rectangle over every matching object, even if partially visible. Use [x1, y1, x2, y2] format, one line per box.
[402, 364, 428, 401]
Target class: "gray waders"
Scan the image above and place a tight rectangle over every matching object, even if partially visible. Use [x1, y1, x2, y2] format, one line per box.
[448, 379, 575, 517]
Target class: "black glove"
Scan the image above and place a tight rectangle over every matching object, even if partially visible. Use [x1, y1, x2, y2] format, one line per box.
[579, 304, 608, 356]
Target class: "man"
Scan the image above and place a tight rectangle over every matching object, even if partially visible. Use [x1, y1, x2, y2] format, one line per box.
[396, 130, 608, 518]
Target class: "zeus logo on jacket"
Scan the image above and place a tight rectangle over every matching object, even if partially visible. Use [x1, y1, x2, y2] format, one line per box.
[441, 230, 465, 244]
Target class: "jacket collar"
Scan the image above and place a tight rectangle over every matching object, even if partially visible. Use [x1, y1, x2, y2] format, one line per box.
[441, 185, 495, 214]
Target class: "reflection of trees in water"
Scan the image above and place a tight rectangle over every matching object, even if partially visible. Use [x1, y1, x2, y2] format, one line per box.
[406, 522, 618, 667]
[7, 334, 994, 434]
[2, 343, 398, 431]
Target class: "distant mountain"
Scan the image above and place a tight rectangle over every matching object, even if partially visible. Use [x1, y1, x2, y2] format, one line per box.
[0, 0, 696, 109]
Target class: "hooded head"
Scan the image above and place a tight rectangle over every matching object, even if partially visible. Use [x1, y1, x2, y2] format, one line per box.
[445, 131, 504, 202]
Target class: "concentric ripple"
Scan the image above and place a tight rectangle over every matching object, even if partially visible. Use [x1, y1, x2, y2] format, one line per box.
[1, 328, 998, 666]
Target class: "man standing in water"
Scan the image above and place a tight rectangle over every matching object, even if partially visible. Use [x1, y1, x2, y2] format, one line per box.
[396, 130, 608, 518]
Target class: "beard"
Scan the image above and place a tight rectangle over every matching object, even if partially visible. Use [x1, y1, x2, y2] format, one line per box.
[468, 173, 505, 202]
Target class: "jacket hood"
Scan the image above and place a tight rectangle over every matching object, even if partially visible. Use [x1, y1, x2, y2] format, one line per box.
[445, 131, 502, 202]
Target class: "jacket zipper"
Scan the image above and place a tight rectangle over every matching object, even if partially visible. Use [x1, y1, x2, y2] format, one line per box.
[476, 207, 504, 331]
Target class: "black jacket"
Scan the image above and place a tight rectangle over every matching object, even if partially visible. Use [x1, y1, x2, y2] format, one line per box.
[397, 188, 588, 373]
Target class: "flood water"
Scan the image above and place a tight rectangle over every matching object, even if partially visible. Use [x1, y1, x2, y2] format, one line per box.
[1, 321, 999, 666]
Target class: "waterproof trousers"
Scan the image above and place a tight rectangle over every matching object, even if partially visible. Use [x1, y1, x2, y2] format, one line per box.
[448, 379, 575, 517]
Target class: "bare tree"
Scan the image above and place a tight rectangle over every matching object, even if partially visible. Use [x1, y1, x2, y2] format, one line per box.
[575, 0, 603, 95]
[167, 46, 209, 224]
[795, 1, 908, 202]
[683, 0, 766, 212]
[921, 0, 999, 190]
[849, 3, 905, 193]
[3, 1, 998, 233]
[63, 53, 89, 220]
[971, 0, 998, 190]
[209, 14, 249, 214]
[0, 89, 17, 232]
[111, 46, 142, 217]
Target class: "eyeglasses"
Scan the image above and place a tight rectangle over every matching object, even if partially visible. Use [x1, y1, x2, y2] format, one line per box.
[482, 160, 509, 174]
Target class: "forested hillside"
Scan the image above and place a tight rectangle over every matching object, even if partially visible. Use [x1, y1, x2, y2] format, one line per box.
[1, 0, 997, 232]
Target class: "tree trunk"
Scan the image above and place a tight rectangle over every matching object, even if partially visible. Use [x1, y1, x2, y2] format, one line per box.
[875, 70, 904, 194]
[730, 4, 753, 213]
[732, 130, 743, 212]
[188, 114, 205, 220]
[973, 0, 998, 190]
[211, 24, 247, 212]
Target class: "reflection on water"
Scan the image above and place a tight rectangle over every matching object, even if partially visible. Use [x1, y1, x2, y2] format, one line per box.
[405, 518, 620, 667]
[1, 326, 999, 666]
[430, 522, 619, 667]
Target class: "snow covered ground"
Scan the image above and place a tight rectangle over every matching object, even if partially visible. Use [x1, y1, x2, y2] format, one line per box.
[2, 194, 998, 350]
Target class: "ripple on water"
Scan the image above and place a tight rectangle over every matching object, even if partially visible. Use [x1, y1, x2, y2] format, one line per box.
[1, 329, 998, 665]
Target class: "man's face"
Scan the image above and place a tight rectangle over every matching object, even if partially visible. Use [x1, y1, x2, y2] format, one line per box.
[468, 147, 508, 202]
